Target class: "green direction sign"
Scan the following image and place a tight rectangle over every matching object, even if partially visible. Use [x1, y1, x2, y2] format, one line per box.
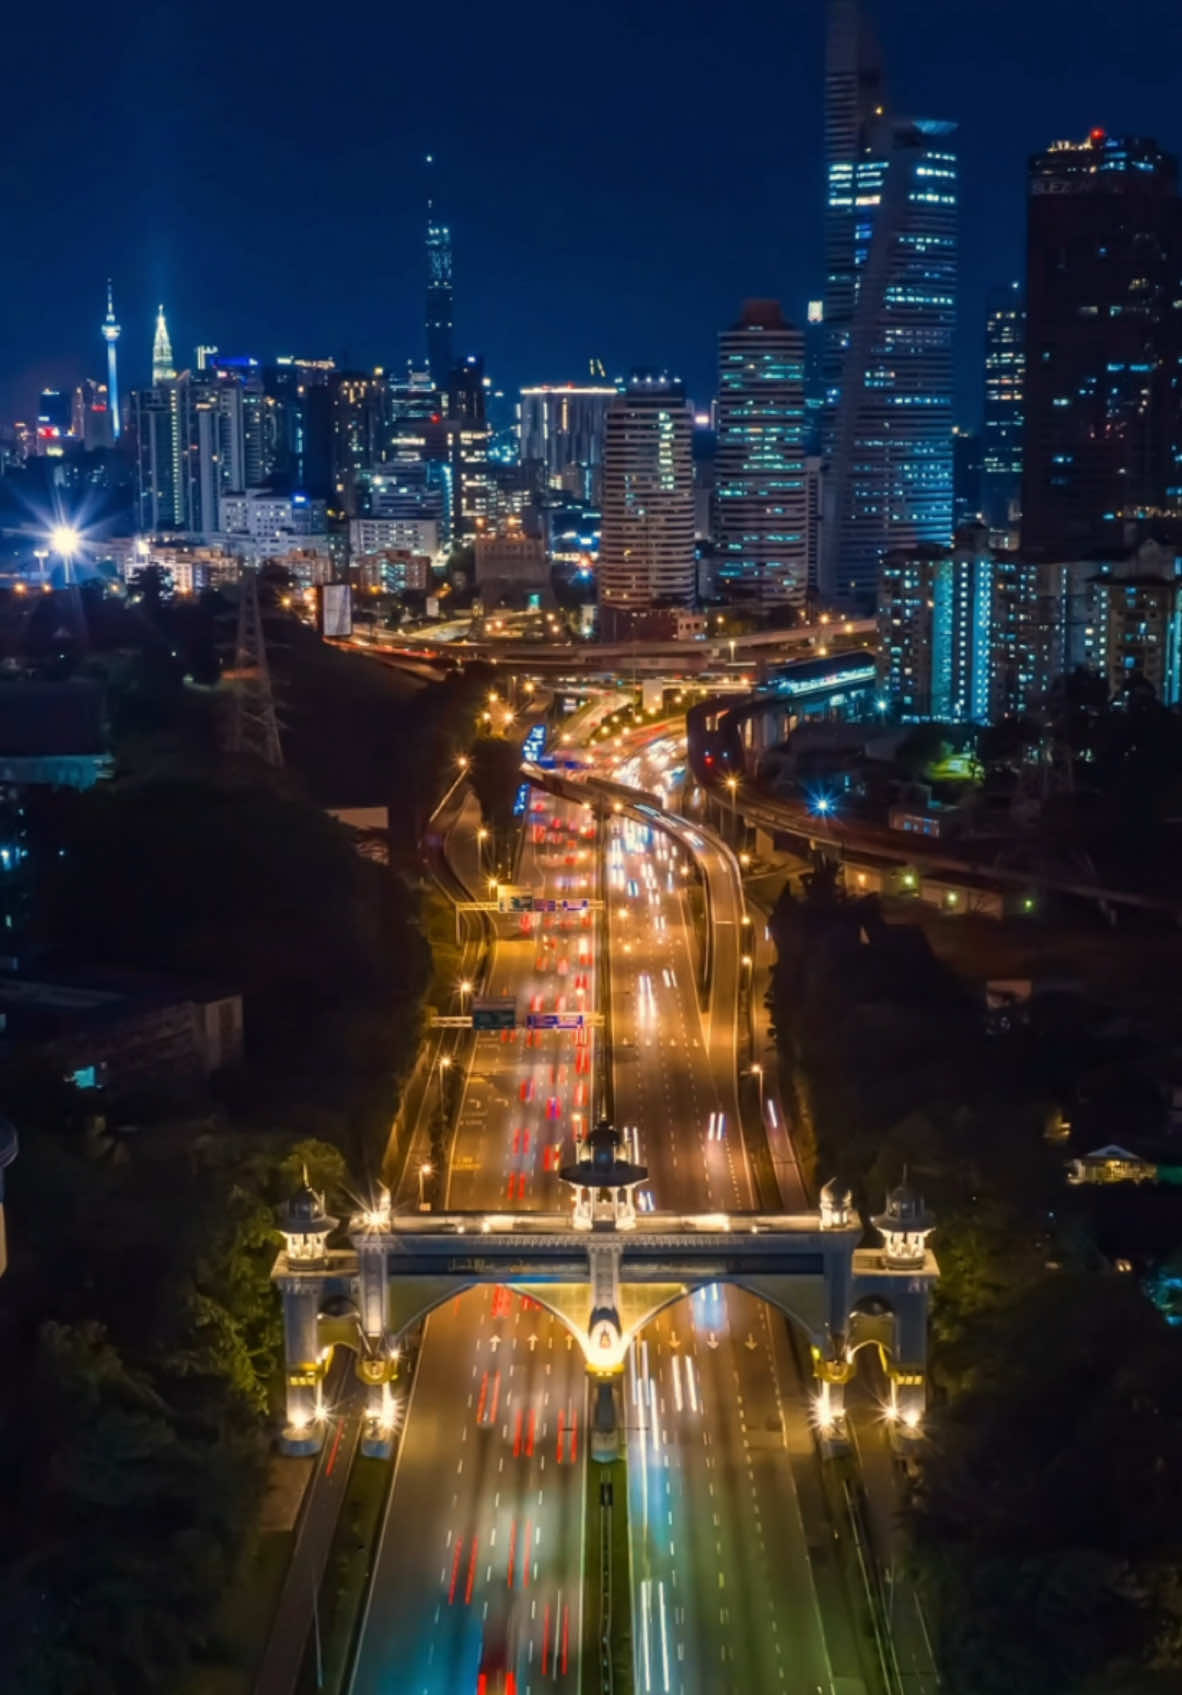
[497, 885, 535, 913]
[472, 999, 517, 1030]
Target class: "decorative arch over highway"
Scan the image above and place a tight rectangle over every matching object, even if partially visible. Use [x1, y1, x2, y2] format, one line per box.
[272, 1127, 938, 1459]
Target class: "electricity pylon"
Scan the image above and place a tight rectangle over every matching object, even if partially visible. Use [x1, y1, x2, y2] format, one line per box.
[226, 567, 283, 767]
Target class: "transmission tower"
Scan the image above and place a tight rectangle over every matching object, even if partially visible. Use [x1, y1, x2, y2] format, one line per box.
[226, 568, 284, 767]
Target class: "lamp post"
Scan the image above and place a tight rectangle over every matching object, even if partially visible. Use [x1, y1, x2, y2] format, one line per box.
[749, 1062, 764, 1114]
[49, 523, 80, 584]
[477, 827, 489, 875]
[459, 979, 473, 1012]
[418, 1161, 433, 1211]
[725, 774, 738, 838]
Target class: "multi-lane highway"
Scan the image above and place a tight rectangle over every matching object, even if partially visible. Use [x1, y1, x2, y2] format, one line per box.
[351, 702, 871, 1695]
[604, 810, 840, 1695]
[352, 794, 601, 1695]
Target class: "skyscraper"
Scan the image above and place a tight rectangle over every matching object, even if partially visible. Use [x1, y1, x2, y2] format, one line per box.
[1021, 130, 1182, 557]
[952, 427, 982, 529]
[152, 305, 175, 384]
[131, 386, 179, 530]
[101, 281, 121, 440]
[822, 0, 885, 452]
[981, 282, 1024, 539]
[519, 384, 617, 501]
[598, 374, 695, 637]
[425, 156, 453, 389]
[821, 0, 957, 607]
[714, 300, 808, 608]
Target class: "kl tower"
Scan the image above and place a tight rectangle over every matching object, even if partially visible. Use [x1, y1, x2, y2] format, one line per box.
[101, 281, 121, 440]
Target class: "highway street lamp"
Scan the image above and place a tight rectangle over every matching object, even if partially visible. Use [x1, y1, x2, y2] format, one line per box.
[724, 774, 738, 832]
[477, 827, 489, 872]
[438, 1055, 451, 1097]
[749, 1063, 764, 1112]
[49, 523, 81, 582]
[418, 1161, 433, 1210]
[459, 979, 473, 1010]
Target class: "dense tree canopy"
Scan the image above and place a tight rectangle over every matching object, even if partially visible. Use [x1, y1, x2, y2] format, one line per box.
[767, 861, 1182, 1691]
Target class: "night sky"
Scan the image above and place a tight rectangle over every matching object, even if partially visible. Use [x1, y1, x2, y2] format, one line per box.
[5, 0, 1182, 427]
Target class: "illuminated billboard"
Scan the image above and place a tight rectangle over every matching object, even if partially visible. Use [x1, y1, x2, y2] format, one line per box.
[321, 582, 353, 637]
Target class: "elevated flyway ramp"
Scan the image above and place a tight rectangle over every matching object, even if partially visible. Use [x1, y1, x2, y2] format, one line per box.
[522, 762, 661, 816]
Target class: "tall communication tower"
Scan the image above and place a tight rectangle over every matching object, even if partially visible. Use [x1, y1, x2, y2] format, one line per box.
[227, 568, 284, 767]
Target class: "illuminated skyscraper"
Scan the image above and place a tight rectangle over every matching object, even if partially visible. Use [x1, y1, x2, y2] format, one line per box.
[425, 156, 453, 389]
[1021, 131, 1182, 556]
[152, 304, 175, 384]
[598, 374, 695, 636]
[821, 0, 957, 606]
[822, 0, 885, 454]
[981, 282, 1024, 539]
[714, 300, 808, 607]
[131, 386, 180, 530]
[101, 281, 121, 440]
[519, 384, 617, 501]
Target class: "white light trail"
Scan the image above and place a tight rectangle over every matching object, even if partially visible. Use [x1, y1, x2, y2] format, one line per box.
[641, 1579, 653, 1693]
[685, 1354, 700, 1414]
[658, 1579, 671, 1692]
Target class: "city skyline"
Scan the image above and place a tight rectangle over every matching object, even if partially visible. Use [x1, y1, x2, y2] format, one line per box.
[6, 1, 1182, 427]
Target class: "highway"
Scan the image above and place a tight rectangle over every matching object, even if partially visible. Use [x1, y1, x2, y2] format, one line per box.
[352, 794, 601, 1695]
[352, 711, 869, 1695]
[603, 802, 845, 1695]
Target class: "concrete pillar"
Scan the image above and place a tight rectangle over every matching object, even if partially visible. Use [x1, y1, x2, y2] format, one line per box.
[813, 1344, 853, 1455]
[823, 1237, 855, 1355]
[279, 1281, 325, 1455]
[890, 1286, 931, 1436]
[589, 1375, 621, 1462]
[358, 1242, 389, 1343]
[359, 1356, 396, 1459]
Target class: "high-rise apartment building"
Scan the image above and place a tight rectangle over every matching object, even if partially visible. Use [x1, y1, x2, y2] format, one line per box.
[35, 389, 71, 455]
[714, 300, 808, 608]
[71, 380, 113, 450]
[822, 0, 957, 607]
[1089, 543, 1182, 702]
[1022, 131, 1182, 557]
[598, 374, 695, 637]
[331, 372, 387, 515]
[131, 386, 180, 531]
[878, 531, 1182, 720]
[877, 527, 1037, 722]
[981, 283, 1024, 539]
[519, 384, 617, 502]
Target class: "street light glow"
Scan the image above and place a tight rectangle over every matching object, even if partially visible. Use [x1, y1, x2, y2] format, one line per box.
[48, 523, 80, 559]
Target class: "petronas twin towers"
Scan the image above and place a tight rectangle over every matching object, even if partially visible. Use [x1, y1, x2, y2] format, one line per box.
[151, 303, 175, 384]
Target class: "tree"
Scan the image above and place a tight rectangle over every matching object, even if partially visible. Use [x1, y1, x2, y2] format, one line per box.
[909, 1276, 1182, 1693]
